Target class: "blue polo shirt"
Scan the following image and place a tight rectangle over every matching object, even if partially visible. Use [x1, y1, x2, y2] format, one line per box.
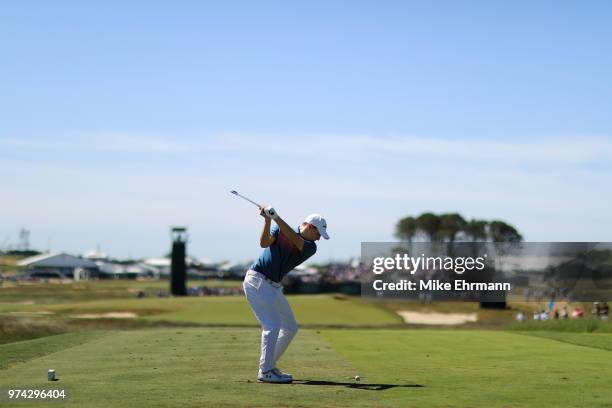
[251, 224, 317, 282]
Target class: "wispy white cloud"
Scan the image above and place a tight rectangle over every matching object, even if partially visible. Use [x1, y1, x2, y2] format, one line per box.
[216, 134, 612, 164]
[0, 133, 188, 153]
[3, 133, 611, 164]
[1, 132, 611, 260]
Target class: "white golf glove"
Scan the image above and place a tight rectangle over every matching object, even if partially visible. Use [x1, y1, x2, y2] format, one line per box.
[264, 206, 278, 220]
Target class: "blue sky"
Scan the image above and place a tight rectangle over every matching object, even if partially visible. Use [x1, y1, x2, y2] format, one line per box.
[1, 1, 611, 262]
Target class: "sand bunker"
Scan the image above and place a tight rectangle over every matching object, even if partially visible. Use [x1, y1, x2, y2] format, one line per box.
[397, 311, 477, 325]
[71, 312, 137, 319]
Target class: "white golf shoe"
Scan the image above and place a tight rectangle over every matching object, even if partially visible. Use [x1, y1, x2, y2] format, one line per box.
[272, 367, 293, 381]
[257, 369, 292, 384]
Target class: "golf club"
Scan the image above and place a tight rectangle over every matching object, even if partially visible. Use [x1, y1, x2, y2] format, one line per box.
[230, 190, 277, 218]
[230, 190, 262, 208]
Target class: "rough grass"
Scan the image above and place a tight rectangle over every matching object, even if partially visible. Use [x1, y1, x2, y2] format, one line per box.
[508, 317, 612, 333]
[0, 316, 68, 345]
[0, 279, 242, 303]
[0, 331, 104, 370]
[0, 256, 21, 276]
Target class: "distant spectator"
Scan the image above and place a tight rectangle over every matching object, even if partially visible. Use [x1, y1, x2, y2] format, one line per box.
[592, 302, 600, 316]
[600, 302, 609, 320]
[561, 306, 569, 320]
[516, 311, 526, 322]
[553, 310, 559, 320]
[572, 307, 584, 319]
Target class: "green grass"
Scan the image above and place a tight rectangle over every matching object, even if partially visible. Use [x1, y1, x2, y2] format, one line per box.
[508, 317, 612, 333]
[0, 254, 25, 276]
[0, 279, 242, 303]
[0, 293, 402, 345]
[0, 295, 402, 328]
[1, 328, 611, 407]
[0, 331, 104, 370]
[0, 316, 68, 345]
[319, 329, 612, 408]
[517, 331, 612, 352]
[143, 295, 403, 327]
[2, 280, 612, 406]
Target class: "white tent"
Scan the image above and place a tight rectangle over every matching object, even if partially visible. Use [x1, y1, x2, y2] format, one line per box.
[17, 252, 98, 279]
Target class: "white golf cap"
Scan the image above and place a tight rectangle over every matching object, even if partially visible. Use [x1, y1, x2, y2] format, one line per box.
[304, 214, 330, 240]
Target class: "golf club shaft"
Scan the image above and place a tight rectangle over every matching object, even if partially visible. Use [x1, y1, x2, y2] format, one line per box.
[230, 190, 262, 208]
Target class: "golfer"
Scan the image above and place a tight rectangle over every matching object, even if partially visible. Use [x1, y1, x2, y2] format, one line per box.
[243, 205, 329, 384]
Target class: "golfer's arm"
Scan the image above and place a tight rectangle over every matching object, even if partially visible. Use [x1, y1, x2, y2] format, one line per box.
[260, 218, 275, 248]
[274, 217, 305, 251]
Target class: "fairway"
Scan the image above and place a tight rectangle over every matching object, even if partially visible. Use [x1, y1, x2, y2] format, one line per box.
[1, 294, 403, 328]
[2, 328, 611, 408]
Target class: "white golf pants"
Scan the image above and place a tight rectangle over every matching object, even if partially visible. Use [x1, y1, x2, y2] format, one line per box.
[243, 270, 298, 372]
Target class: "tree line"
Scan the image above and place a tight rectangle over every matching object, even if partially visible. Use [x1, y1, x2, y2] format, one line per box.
[395, 212, 522, 243]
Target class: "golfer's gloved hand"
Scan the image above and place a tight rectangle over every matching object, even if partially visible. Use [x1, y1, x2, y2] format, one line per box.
[264, 206, 278, 220]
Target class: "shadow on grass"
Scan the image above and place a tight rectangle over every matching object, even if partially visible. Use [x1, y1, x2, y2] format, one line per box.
[292, 379, 424, 391]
